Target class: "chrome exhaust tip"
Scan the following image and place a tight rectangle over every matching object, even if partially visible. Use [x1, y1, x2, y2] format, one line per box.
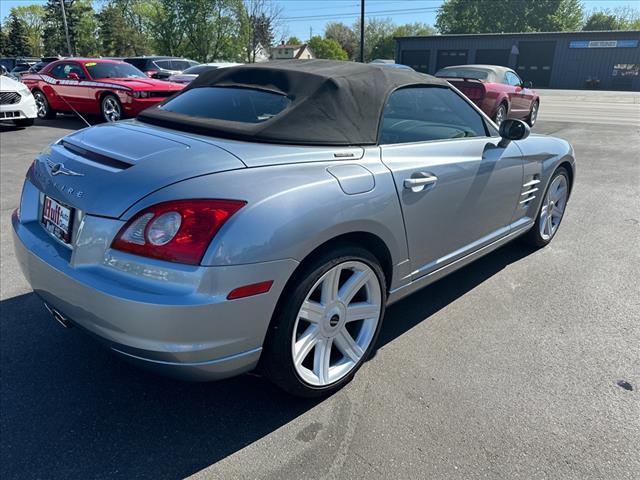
[43, 302, 73, 328]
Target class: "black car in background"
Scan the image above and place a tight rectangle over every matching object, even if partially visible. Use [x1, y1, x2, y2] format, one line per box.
[123, 56, 199, 80]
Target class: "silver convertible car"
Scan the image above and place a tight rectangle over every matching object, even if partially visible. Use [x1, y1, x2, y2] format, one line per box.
[12, 60, 575, 396]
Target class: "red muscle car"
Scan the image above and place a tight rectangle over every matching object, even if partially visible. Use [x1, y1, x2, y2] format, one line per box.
[21, 58, 185, 122]
[435, 64, 539, 127]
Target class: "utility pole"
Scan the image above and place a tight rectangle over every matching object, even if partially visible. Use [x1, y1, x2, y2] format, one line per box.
[359, 0, 365, 63]
[59, 0, 72, 57]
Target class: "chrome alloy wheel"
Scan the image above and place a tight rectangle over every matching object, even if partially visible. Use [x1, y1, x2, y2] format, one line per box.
[539, 174, 568, 240]
[529, 101, 539, 126]
[102, 96, 121, 122]
[33, 91, 47, 118]
[291, 261, 382, 387]
[494, 104, 506, 126]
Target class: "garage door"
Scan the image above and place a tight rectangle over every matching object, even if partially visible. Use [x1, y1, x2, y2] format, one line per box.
[401, 50, 430, 73]
[475, 49, 510, 67]
[436, 50, 468, 71]
[516, 41, 556, 88]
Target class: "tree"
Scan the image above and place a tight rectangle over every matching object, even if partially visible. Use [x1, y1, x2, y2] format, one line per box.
[583, 12, 620, 30]
[10, 5, 45, 57]
[436, 0, 584, 34]
[325, 22, 357, 60]
[583, 7, 640, 31]
[307, 35, 348, 60]
[176, 0, 246, 62]
[98, 0, 151, 56]
[243, 0, 282, 62]
[6, 13, 31, 57]
[0, 25, 7, 56]
[286, 36, 302, 45]
[353, 18, 395, 62]
[42, 0, 98, 56]
[370, 22, 435, 60]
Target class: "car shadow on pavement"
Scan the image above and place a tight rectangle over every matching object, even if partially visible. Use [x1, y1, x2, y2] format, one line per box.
[0, 241, 536, 479]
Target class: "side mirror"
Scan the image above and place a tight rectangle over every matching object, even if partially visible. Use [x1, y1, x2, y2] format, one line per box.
[525, 80, 533, 89]
[68, 72, 80, 80]
[0, 65, 7, 76]
[499, 119, 530, 145]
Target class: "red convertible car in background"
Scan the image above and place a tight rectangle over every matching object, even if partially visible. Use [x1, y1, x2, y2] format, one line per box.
[21, 59, 184, 122]
[435, 64, 539, 127]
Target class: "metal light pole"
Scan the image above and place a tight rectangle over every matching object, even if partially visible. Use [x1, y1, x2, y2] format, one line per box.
[59, 0, 72, 57]
[359, 0, 365, 62]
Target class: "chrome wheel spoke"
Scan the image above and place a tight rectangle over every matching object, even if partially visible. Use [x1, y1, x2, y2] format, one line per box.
[313, 338, 332, 384]
[321, 266, 340, 304]
[334, 328, 363, 362]
[552, 205, 564, 218]
[300, 300, 324, 323]
[339, 270, 370, 304]
[345, 302, 380, 322]
[293, 325, 320, 367]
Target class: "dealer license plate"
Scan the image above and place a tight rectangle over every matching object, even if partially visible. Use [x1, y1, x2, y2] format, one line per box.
[41, 195, 74, 245]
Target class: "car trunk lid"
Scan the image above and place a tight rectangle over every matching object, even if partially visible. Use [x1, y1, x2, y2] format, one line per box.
[29, 122, 246, 218]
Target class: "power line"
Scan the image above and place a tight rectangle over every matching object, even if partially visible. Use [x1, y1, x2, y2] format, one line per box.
[282, 6, 439, 21]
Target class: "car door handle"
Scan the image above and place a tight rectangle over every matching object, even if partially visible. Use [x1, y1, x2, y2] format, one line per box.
[404, 173, 438, 192]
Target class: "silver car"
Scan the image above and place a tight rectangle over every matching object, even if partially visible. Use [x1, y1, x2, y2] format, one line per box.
[12, 60, 575, 397]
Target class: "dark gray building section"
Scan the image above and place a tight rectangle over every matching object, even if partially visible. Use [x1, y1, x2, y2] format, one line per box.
[396, 31, 640, 91]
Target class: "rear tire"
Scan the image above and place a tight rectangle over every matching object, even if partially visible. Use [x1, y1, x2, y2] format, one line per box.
[493, 102, 507, 126]
[32, 90, 56, 119]
[14, 118, 34, 127]
[522, 167, 570, 248]
[262, 245, 387, 397]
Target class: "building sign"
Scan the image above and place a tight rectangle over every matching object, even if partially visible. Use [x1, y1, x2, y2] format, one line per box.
[570, 40, 639, 49]
[612, 64, 640, 77]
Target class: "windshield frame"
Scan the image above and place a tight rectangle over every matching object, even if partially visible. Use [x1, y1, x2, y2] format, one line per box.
[84, 61, 148, 80]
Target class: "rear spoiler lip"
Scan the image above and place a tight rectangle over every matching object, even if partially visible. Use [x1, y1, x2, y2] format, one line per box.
[438, 76, 485, 83]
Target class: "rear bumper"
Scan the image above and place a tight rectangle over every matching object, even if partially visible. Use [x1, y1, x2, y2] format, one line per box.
[12, 203, 298, 381]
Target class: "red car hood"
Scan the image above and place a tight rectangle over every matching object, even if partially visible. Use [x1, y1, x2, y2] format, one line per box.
[93, 77, 184, 91]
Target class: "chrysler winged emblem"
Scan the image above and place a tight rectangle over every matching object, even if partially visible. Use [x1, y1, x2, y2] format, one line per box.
[47, 160, 84, 177]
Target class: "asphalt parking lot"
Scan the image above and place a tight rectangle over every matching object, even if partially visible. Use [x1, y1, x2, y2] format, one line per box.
[1, 90, 639, 480]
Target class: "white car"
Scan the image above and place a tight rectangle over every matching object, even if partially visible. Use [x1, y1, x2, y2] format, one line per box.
[0, 74, 37, 127]
[167, 62, 242, 84]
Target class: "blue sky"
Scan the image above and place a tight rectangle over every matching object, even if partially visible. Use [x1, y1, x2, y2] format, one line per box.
[1, 0, 637, 41]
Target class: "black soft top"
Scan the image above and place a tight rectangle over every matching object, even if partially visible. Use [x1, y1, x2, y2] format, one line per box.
[137, 59, 449, 146]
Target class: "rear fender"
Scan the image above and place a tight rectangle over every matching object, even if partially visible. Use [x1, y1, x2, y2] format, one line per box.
[123, 151, 411, 291]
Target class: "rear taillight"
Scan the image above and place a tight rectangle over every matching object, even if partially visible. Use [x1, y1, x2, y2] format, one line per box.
[111, 199, 246, 265]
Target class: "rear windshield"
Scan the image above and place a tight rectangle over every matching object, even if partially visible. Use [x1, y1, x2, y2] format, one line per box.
[435, 68, 489, 80]
[159, 86, 291, 123]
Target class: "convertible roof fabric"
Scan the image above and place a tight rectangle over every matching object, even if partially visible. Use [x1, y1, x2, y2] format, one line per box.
[137, 59, 449, 146]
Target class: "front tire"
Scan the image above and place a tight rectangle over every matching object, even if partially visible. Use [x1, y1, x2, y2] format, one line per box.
[526, 100, 539, 127]
[101, 94, 122, 122]
[523, 167, 570, 247]
[32, 90, 56, 119]
[262, 245, 387, 397]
